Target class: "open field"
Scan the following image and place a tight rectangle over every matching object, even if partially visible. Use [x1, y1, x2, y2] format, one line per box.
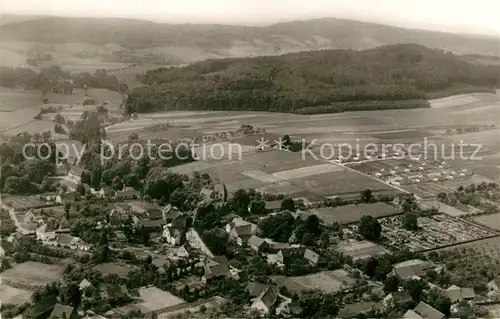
[91, 262, 137, 277]
[378, 214, 497, 252]
[304, 203, 401, 225]
[337, 239, 391, 261]
[170, 149, 397, 201]
[473, 213, 500, 231]
[274, 270, 356, 294]
[0, 283, 33, 305]
[0, 261, 64, 289]
[138, 286, 185, 312]
[433, 236, 500, 260]
[0, 88, 41, 111]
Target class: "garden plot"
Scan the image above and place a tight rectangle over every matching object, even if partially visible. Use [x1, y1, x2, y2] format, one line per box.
[3, 195, 50, 211]
[0, 261, 64, 289]
[379, 214, 496, 252]
[304, 203, 401, 225]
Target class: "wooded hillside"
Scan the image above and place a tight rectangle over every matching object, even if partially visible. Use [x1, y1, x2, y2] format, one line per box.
[125, 44, 500, 114]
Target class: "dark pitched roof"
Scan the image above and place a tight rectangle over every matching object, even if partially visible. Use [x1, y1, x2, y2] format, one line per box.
[49, 303, 74, 318]
[391, 291, 412, 304]
[413, 301, 445, 319]
[141, 219, 167, 228]
[248, 235, 267, 249]
[57, 234, 74, 246]
[248, 282, 269, 297]
[69, 166, 84, 177]
[304, 249, 320, 264]
[254, 285, 279, 310]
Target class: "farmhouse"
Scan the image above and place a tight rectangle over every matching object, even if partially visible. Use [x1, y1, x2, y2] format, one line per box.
[404, 301, 445, 319]
[444, 285, 475, 303]
[226, 217, 260, 245]
[128, 201, 163, 219]
[250, 285, 280, 315]
[49, 303, 76, 319]
[203, 256, 232, 281]
[36, 223, 57, 242]
[392, 259, 435, 281]
[59, 167, 84, 191]
[248, 235, 269, 252]
[382, 291, 412, 310]
[115, 187, 137, 200]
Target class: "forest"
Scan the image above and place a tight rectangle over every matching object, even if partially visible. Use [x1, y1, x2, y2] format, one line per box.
[126, 44, 500, 114]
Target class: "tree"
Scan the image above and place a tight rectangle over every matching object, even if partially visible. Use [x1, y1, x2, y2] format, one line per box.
[403, 279, 427, 302]
[383, 275, 400, 293]
[111, 176, 124, 191]
[360, 189, 373, 203]
[402, 213, 419, 230]
[63, 283, 81, 307]
[281, 198, 296, 212]
[76, 183, 86, 196]
[249, 200, 266, 215]
[358, 216, 381, 241]
[434, 295, 452, 317]
[64, 203, 71, 219]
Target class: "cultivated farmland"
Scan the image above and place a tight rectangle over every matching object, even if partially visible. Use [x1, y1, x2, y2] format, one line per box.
[337, 239, 391, 261]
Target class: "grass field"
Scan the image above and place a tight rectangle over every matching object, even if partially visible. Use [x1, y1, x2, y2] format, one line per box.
[91, 262, 136, 277]
[337, 239, 390, 261]
[275, 270, 356, 294]
[0, 261, 64, 289]
[0, 88, 41, 112]
[0, 283, 33, 305]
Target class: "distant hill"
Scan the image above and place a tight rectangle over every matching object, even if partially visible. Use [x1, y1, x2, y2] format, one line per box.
[1, 16, 499, 58]
[125, 44, 500, 115]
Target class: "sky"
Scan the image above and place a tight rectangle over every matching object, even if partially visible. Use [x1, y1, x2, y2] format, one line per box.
[1, 0, 499, 36]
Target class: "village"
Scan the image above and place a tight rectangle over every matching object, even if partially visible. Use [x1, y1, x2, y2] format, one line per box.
[2, 138, 500, 319]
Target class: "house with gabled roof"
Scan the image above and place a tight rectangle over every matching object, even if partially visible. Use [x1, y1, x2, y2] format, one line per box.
[49, 303, 76, 319]
[250, 285, 279, 315]
[226, 217, 260, 245]
[203, 256, 232, 281]
[404, 301, 445, 319]
[392, 259, 434, 281]
[36, 223, 57, 241]
[248, 235, 269, 252]
[445, 285, 475, 303]
[303, 249, 320, 266]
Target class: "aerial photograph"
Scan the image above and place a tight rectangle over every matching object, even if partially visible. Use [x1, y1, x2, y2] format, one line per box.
[0, 0, 499, 318]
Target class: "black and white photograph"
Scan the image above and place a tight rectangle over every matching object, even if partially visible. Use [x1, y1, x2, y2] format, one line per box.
[0, 0, 499, 318]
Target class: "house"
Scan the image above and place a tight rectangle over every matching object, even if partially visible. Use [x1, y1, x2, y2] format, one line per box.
[226, 217, 260, 245]
[152, 256, 170, 272]
[404, 301, 445, 319]
[488, 277, 500, 295]
[36, 223, 57, 241]
[248, 282, 270, 297]
[174, 244, 191, 259]
[248, 235, 269, 252]
[49, 303, 76, 319]
[79, 279, 94, 292]
[140, 219, 167, 231]
[57, 234, 92, 251]
[382, 291, 412, 310]
[204, 256, 232, 281]
[68, 167, 84, 184]
[303, 249, 320, 266]
[445, 285, 475, 303]
[265, 200, 282, 213]
[267, 241, 293, 252]
[393, 259, 433, 280]
[162, 204, 182, 223]
[162, 225, 185, 246]
[100, 284, 129, 300]
[128, 201, 163, 220]
[115, 187, 137, 200]
[250, 285, 279, 315]
[56, 191, 80, 204]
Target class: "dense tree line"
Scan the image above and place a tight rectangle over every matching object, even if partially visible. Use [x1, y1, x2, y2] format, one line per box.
[126, 44, 500, 114]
